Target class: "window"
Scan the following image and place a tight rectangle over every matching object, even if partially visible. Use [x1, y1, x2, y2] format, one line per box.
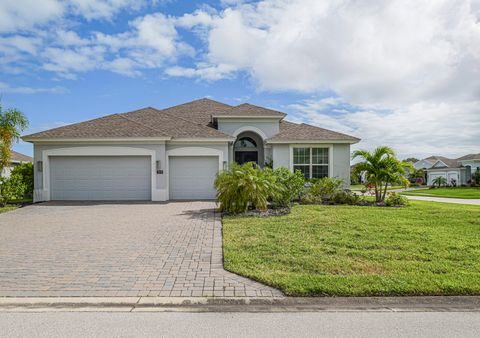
[234, 137, 257, 149]
[293, 147, 329, 179]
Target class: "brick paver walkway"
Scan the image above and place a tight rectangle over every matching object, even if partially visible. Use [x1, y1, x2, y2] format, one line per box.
[0, 201, 282, 297]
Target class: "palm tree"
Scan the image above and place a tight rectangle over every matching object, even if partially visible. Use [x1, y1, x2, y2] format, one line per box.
[0, 102, 29, 174]
[432, 176, 447, 188]
[352, 146, 413, 203]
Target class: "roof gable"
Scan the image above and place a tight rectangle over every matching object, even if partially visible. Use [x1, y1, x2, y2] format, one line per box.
[267, 121, 359, 143]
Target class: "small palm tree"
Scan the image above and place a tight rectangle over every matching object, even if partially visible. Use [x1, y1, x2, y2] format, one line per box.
[432, 176, 447, 188]
[0, 102, 29, 174]
[352, 146, 413, 203]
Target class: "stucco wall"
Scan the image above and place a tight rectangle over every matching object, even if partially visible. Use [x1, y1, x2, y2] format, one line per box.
[217, 119, 280, 139]
[271, 143, 351, 187]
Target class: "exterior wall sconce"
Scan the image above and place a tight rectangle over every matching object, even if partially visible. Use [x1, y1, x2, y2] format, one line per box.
[37, 161, 43, 172]
[223, 161, 227, 170]
[156, 160, 163, 174]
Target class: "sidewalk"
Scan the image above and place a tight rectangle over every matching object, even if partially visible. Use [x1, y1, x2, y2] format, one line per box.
[1, 296, 480, 312]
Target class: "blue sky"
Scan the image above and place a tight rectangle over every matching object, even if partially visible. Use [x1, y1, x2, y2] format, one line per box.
[1, 0, 479, 159]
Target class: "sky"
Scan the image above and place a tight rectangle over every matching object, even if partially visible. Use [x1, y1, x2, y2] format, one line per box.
[1, 0, 479, 160]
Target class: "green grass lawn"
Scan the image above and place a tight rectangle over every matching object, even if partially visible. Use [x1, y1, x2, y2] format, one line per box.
[222, 201, 480, 296]
[401, 187, 480, 199]
[0, 206, 17, 214]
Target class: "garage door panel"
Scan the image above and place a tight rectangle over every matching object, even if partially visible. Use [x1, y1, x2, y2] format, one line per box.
[169, 156, 217, 200]
[50, 156, 150, 200]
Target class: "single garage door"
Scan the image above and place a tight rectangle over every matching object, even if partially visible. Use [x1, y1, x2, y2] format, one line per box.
[169, 156, 218, 200]
[50, 156, 151, 200]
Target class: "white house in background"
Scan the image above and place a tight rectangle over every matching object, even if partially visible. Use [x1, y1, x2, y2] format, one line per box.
[22, 98, 360, 202]
[1, 151, 32, 178]
[414, 154, 480, 186]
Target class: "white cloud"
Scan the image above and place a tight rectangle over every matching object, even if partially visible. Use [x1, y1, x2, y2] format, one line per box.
[0, 0, 64, 33]
[69, 0, 145, 20]
[0, 82, 67, 94]
[289, 97, 480, 159]
[166, 63, 236, 81]
[180, 0, 480, 108]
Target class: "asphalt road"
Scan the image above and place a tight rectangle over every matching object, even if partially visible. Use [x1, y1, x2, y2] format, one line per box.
[1, 311, 479, 338]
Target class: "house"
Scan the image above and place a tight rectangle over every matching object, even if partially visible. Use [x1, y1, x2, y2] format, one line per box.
[1, 151, 33, 178]
[22, 98, 360, 202]
[414, 154, 480, 186]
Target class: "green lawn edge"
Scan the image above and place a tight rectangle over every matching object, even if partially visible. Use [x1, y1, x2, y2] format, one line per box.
[222, 201, 480, 297]
[401, 187, 480, 199]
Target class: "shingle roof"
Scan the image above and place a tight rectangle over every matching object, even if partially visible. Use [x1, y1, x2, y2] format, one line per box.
[267, 121, 360, 143]
[23, 106, 232, 140]
[213, 103, 286, 118]
[457, 153, 480, 161]
[11, 151, 32, 163]
[159, 98, 232, 125]
[22, 98, 359, 142]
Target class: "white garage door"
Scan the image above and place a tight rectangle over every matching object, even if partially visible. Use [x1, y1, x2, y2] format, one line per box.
[169, 156, 218, 200]
[50, 156, 151, 200]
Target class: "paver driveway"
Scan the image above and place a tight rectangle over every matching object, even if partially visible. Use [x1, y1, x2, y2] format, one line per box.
[0, 202, 281, 297]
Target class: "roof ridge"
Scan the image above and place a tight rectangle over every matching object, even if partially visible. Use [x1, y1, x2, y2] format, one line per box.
[118, 109, 171, 136]
[157, 108, 232, 138]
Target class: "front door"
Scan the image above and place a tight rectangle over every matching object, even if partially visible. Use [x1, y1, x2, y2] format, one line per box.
[235, 151, 258, 165]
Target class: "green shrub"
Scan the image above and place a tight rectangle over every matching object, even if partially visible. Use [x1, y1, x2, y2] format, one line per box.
[271, 167, 305, 208]
[301, 177, 343, 204]
[0, 175, 26, 206]
[385, 192, 409, 207]
[10, 162, 33, 199]
[331, 190, 361, 205]
[215, 162, 280, 214]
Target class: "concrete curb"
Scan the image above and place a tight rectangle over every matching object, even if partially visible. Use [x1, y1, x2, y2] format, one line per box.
[1, 296, 480, 312]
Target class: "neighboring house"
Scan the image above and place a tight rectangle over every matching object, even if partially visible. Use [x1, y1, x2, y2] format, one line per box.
[23, 98, 360, 202]
[1, 151, 33, 178]
[414, 154, 480, 186]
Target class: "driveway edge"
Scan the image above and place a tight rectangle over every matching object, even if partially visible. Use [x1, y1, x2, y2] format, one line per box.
[1, 296, 480, 312]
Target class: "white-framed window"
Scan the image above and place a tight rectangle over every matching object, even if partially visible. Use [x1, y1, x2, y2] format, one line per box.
[293, 147, 329, 179]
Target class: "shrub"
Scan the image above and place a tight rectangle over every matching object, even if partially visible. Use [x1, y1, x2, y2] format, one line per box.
[271, 167, 305, 208]
[0, 175, 26, 206]
[301, 177, 343, 204]
[215, 162, 280, 214]
[10, 162, 33, 199]
[385, 192, 409, 207]
[331, 190, 361, 205]
[473, 168, 480, 185]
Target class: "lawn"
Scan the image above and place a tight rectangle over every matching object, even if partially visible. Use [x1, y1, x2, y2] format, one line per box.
[0, 206, 17, 214]
[222, 201, 480, 296]
[401, 187, 480, 199]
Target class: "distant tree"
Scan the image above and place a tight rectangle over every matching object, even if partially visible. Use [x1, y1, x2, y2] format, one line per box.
[0, 102, 29, 174]
[352, 146, 413, 203]
[404, 157, 420, 163]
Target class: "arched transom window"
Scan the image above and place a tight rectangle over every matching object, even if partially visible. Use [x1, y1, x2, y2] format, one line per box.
[234, 137, 257, 149]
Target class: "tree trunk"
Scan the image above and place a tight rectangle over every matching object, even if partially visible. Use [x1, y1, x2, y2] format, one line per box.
[382, 182, 388, 202]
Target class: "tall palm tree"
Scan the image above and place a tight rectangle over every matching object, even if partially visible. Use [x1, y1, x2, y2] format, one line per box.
[0, 102, 29, 174]
[352, 146, 413, 203]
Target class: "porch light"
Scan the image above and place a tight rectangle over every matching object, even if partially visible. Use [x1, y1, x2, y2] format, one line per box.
[37, 161, 43, 172]
[223, 161, 227, 170]
[156, 160, 163, 174]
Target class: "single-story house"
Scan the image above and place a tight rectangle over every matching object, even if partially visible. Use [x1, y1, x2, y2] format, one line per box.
[23, 98, 360, 202]
[414, 154, 480, 186]
[1, 151, 33, 178]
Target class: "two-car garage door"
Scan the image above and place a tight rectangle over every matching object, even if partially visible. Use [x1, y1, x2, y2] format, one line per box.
[49, 155, 218, 200]
[50, 156, 151, 200]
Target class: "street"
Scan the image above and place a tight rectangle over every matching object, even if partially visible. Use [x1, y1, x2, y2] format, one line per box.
[1, 311, 479, 338]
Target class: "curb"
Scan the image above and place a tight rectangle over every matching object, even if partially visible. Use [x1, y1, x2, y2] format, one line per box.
[1, 296, 480, 312]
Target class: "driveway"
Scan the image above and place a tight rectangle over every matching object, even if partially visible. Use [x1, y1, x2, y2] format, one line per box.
[0, 202, 281, 298]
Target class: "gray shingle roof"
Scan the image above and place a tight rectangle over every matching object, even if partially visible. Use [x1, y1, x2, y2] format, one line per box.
[22, 98, 359, 142]
[23, 106, 232, 140]
[267, 121, 360, 143]
[11, 151, 32, 163]
[213, 103, 286, 118]
[457, 153, 480, 161]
